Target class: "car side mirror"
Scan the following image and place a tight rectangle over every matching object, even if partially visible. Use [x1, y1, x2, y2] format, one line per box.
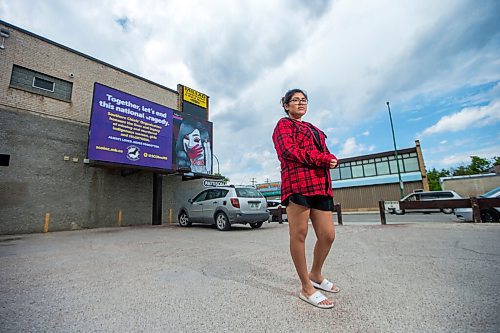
[188, 198, 193, 204]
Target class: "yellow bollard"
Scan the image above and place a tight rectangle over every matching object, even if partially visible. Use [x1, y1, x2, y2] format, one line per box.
[43, 213, 50, 233]
[169, 208, 173, 224]
[118, 210, 122, 226]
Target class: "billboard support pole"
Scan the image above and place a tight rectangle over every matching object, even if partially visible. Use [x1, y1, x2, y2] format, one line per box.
[152, 173, 162, 225]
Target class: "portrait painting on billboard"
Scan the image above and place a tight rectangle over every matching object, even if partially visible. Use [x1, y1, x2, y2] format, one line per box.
[173, 112, 213, 175]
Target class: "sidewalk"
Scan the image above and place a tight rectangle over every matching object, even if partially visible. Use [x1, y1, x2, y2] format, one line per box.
[1, 222, 499, 332]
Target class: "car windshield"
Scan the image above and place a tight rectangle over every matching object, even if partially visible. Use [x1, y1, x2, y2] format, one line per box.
[480, 187, 500, 198]
[235, 188, 263, 198]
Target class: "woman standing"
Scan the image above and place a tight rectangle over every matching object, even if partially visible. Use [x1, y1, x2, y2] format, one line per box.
[272, 89, 340, 309]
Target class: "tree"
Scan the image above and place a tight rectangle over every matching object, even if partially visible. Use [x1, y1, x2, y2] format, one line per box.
[426, 168, 450, 191]
[427, 156, 496, 190]
[467, 156, 490, 174]
[452, 165, 469, 176]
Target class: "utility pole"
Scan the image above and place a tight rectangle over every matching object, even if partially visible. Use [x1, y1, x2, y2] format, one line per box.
[386, 101, 405, 198]
[250, 177, 257, 186]
[212, 154, 220, 174]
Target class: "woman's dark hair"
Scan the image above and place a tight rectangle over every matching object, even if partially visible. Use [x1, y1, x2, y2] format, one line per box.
[280, 88, 308, 113]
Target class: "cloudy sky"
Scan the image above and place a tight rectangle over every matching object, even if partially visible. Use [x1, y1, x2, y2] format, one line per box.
[2, 0, 499, 185]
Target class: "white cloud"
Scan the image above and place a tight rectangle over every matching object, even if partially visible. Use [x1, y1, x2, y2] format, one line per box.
[1, 0, 499, 183]
[409, 117, 423, 122]
[339, 137, 376, 158]
[438, 145, 500, 166]
[421, 100, 500, 136]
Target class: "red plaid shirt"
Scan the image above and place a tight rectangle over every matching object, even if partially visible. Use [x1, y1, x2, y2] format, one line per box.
[272, 117, 337, 202]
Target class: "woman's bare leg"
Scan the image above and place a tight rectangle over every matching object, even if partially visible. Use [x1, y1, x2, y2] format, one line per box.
[287, 202, 333, 306]
[309, 209, 338, 291]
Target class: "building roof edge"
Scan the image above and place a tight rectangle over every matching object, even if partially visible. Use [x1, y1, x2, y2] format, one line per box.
[0, 19, 178, 94]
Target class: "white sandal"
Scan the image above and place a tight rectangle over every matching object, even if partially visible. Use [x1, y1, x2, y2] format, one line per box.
[299, 291, 334, 309]
[311, 278, 340, 293]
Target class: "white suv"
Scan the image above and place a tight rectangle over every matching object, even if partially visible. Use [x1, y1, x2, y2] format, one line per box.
[178, 186, 270, 231]
[390, 190, 462, 215]
[267, 199, 288, 222]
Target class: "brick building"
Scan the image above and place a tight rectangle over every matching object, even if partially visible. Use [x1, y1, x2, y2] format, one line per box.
[0, 20, 211, 234]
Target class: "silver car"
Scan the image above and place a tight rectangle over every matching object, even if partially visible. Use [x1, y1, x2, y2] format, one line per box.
[454, 187, 500, 222]
[390, 190, 462, 215]
[178, 186, 270, 231]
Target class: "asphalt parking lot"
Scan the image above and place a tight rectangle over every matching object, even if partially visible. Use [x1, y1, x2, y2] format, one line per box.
[1, 217, 499, 332]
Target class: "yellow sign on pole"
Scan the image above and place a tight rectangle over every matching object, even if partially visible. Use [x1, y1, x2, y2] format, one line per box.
[183, 86, 208, 109]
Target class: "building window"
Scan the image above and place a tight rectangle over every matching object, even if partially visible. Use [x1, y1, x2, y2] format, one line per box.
[363, 163, 376, 177]
[352, 165, 364, 178]
[403, 157, 420, 172]
[333, 149, 419, 182]
[331, 167, 340, 180]
[340, 166, 352, 179]
[10, 65, 72, 102]
[376, 161, 390, 175]
[389, 159, 404, 174]
[32, 77, 55, 92]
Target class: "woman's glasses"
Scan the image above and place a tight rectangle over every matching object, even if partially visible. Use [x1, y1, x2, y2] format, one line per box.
[289, 98, 308, 104]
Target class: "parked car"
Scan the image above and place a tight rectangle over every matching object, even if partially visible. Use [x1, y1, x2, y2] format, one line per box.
[178, 186, 270, 231]
[389, 190, 462, 215]
[454, 187, 500, 222]
[267, 199, 288, 222]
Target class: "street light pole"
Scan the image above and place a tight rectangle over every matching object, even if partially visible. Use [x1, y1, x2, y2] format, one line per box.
[212, 154, 220, 174]
[386, 101, 404, 198]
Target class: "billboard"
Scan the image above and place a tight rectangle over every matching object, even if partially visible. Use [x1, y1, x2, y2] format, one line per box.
[172, 111, 213, 175]
[178, 84, 209, 120]
[87, 83, 174, 170]
[183, 86, 208, 108]
[256, 182, 281, 192]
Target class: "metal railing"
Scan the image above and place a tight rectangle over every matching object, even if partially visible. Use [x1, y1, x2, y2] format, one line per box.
[378, 198, 500, 224]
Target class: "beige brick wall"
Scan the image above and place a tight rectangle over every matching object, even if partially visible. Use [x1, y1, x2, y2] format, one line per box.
[333, 181, 424, 211]
[0, 22, 178, 124]
[441, 175, 500, 197]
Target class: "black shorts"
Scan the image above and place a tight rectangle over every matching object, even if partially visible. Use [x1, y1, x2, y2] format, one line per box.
[282, 194, 334, 212]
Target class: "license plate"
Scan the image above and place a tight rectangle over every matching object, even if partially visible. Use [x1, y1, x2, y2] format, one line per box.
[384, 201, 400, 210]
[250, 203, 259, 209]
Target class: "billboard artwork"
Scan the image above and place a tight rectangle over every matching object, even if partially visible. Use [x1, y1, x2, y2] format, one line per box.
[172, 112, 213, 175]
[87, 83, 173, 170]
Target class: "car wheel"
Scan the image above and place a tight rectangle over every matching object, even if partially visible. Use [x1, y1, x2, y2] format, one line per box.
[250, 222, 263, 229]
[480, 209, 500, 222]
[215, 212, 231, 231]
[178, 211, 191, 227]
[394, 209, 405, 215]
[441, 208, 453, 214]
